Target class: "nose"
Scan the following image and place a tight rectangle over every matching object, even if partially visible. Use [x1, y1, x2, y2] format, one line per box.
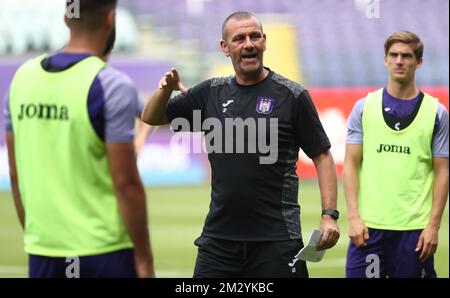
[395, 55, 403, 64]
[243, 36, 254, 50]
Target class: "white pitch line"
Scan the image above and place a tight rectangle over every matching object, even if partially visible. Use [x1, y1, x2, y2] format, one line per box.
[307, 257, 346, 267]
[0, 265, 27, 275]
[0, 266, 194, 278]
[156, 270, 193, 278]
[0, 262, 347, 276]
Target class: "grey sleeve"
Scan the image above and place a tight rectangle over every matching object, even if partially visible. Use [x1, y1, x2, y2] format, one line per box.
[135, 97, 144, 119]
[3, 90, 12, 132]
[432, 104, 449, 158]
[346, 98, 366, 144]
[98, 67, 140, 143]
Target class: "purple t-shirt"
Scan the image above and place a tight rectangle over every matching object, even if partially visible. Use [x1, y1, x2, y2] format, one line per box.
[346, 88, 449, 158]
[3, 52, 144, 143]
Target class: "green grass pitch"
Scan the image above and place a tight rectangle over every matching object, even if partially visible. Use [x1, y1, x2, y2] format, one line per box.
[0, 181, 448, 278]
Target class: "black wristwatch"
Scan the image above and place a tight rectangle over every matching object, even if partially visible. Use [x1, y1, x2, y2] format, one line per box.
[321, 209, 339, 220]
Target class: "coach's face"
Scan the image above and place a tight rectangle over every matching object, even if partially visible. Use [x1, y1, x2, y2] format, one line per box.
[221, 17, 266, 80]
[384, 42, 422, 84]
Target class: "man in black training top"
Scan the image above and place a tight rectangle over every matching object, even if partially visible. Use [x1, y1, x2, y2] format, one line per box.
[142, 11, 340, 277]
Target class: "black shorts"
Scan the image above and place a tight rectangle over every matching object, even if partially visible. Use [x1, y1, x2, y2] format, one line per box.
[193, 236, 308, 278]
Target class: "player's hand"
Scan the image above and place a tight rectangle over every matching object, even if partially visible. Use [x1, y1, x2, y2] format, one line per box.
[134, 255, 155, 278]
[415, 225, 438, 262]
[348, 216, 369, 247]
[317, 216, 340, 250]
[158, 68, 188, 93]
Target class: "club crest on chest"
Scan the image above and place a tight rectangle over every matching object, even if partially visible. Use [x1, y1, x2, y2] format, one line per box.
[256, 97, 275, 115]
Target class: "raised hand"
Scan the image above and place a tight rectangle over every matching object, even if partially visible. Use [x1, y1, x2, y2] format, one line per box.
[159, 68, 188, 93]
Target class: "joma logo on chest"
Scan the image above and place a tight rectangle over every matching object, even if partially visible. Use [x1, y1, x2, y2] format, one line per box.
[376, 143, 411, 154]
[18, 103, 69, 120]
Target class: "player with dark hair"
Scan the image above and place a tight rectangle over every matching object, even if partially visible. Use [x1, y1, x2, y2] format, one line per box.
[142, 11, 340, 278]
[344, 31, 449, 278]
[4, 0, 154, 277]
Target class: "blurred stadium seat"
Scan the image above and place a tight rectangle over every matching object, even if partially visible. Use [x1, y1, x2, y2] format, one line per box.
[0, 1, 448, 278]
[1, 0, 447, 86]
[0, 0, 448, 187]
[0, 0, 139, 55]
[116, 0, 449, 87]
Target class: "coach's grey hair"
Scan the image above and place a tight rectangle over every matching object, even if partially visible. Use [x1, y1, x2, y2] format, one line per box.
[221, 11, 263, 39]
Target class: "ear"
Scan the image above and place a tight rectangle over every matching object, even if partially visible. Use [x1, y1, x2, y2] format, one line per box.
[220, 39, 230, 57]
[64, 15, 70, 28]
[384, 55, 388, 67]
[263, 33, 267, 51]
[415, 57, 423, 69]
[106, 8, 116, 28]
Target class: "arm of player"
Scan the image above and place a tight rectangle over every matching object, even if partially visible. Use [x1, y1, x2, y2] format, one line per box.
[416, 157, 449, 262]
[6, 132, 25, 229]
[343, 143, 369, 248]
[134, 121, 153, 156]
[312, 149, 340, 250]
[106, 142, 155, 278]
[141, 68, 187, 125]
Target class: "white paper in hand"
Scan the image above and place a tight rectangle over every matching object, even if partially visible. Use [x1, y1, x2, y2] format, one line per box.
[296, 229, 326, 262]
